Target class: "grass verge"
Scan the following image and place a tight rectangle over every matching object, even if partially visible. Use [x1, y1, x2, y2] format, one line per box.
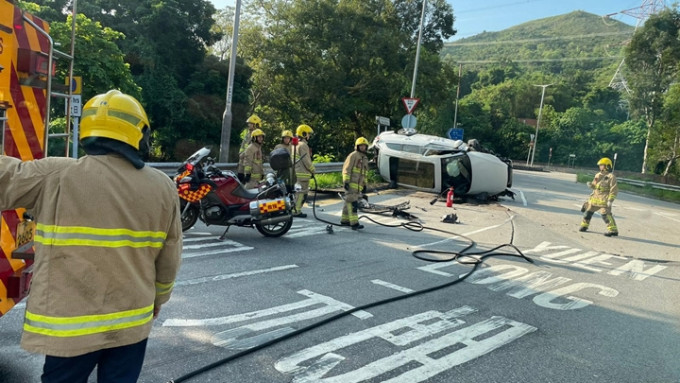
[577, 173, 680, 204]
[311, 170, 384, 189]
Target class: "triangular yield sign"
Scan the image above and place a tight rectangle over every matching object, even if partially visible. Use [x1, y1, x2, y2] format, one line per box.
[402, 97, 420, 114]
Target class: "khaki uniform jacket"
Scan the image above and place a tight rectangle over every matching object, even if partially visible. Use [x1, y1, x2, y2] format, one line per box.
[243, 142, 264, 180]
[342, 150, 369, 203]
[588, 170, 618, 207]
[293, 140, 314, 179]
[237, 130, 253, 174]
[0, 154, 182, 357]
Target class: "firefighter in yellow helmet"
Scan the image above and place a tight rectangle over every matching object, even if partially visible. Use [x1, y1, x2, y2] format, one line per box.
[580, 157, 619, 236]
[274, 130, 296, 187]
[243, 128, 265, 188]
[275, 129, 294, 151]
[341, 137, 370, 230]
[0, 90, 182, 382]
[238, 114, 262, 182]
[292, 124, 315, 217]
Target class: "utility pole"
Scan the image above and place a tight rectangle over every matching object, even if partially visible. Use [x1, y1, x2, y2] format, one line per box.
[410, 0, 427, 98]
[452, 63, 462, 129]
[406, 0, 427, 132]
[531, 84, 552, 167]
[219, 0, 241, 163]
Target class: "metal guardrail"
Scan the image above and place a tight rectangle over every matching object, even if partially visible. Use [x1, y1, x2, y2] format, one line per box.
[148, 162, 344, 176]
[618, 177, 680, 192]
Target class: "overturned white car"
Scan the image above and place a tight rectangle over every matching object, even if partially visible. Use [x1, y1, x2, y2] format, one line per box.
[371, 130, 514, 200]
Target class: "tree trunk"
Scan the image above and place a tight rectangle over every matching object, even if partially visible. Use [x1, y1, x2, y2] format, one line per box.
[641, 126, 652, 174]
[662, 127, 680, 176]
[641, 107, 655, 174]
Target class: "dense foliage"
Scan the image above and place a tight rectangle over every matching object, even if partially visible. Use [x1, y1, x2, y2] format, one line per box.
[20, 1, 680, 178]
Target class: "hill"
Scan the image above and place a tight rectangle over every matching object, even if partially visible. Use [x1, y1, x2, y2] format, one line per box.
[441, 11, 635, 73]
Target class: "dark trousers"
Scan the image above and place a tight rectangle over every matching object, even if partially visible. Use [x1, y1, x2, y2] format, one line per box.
[42, 338, 148, 383]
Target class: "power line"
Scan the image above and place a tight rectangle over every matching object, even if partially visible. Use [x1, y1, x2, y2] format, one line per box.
[446, 31, 632, 47]
[454, 56, 622, 65]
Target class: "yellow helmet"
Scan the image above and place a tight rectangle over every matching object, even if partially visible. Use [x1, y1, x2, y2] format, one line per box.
[247, 114, 261, 126]
[597, 157, 612, 167]
[80, 90, 149, 149]
[251, 128, 265, 138]
[296, 124, 313, 138]
[355, 137, 369, 147]
[281, 130, 293, 138]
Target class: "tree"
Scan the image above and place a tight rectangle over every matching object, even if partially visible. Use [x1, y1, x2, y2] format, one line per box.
[229, 0, 457, 158]
[625, 8, 680, 173]
[655, 82, 680, 176]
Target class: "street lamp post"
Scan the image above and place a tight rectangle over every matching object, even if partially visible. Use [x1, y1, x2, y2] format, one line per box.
[410, 0, 427, 98]
[531, 84, 552, 167]
[219, 0, 242, 163]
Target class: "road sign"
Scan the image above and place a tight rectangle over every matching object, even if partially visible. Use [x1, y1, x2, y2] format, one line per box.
[401, 98, 420, 114]
[68, 95, 82, 117]
[447, 128, 464, 141]
[65, 76, 82, 94]
[376, 116, 390, 126]
[401, 114, 417, 129]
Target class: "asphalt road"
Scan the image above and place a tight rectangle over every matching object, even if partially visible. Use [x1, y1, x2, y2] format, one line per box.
[1, 170, 678, 383]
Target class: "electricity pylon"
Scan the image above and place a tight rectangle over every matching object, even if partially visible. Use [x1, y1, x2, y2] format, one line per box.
[604, 0, 667, 94]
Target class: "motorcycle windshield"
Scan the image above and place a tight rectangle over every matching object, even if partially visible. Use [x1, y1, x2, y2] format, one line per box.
[185, 147, 212, 166]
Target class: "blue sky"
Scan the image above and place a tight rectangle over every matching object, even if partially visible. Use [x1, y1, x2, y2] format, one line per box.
[208, 0, 655, 40]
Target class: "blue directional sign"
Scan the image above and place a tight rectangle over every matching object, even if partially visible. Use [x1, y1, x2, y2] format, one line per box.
[447, 127, 464, 141]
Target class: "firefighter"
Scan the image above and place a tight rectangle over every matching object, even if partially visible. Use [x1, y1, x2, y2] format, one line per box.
[341, 137, 370, 230]
[275, 129, 294, 151]
[292, 124, 315, 218]
[0, 90, 182, 382]
[238, 114, 261, 182]
[243, 128, 265, 189]
[580, 157, 619, 236]
[274, 130, 296, 188]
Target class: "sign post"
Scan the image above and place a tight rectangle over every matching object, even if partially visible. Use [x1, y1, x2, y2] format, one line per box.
[70, 95, 82, 159]
[401, 98, 420, 134]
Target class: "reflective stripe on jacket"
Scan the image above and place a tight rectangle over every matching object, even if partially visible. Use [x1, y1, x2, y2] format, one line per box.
[294, 140, 314, 179]
[243, 142, 264, 180]
[588, 170, 618, 207]
[342, 150, 369, 202]
[0, 154, 182, 357]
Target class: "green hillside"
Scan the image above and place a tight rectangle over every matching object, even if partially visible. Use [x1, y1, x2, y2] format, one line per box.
[442, 11, 635, 75]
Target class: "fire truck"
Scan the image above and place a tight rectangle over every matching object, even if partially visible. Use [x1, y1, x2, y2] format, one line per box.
[0, 0, 76, 318]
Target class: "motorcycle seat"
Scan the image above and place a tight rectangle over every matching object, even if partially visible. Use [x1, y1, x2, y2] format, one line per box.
[232, 184, 261, 200]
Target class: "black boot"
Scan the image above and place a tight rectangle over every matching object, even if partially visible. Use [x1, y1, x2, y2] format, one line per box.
[351, 224, 364, 230]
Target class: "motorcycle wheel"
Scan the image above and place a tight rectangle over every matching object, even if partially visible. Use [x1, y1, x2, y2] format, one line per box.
[255, 217, 293, 237]
[180, 200, 199, 232]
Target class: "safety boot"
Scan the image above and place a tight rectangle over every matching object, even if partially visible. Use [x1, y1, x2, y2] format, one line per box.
[293, 212, 307, 218]
[579, 227, 587, 232]
[604, 231, 618, 237]
[351, 224, 364, 230]
[339, 221, 350, 226]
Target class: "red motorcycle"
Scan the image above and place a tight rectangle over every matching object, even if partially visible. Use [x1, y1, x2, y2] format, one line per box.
[175, 147, 295, 237]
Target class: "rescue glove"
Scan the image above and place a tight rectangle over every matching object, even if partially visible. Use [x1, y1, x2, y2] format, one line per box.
[244, 174, 251, 182]
[607, 200, 613, 209]
[361, 185, 367, 194]
[344, 182, 350, 191]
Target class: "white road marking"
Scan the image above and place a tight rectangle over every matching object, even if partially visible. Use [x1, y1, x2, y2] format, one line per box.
[275, 306, 536, 383]
[414, 215, 515, 249]
[181, 238, 253, 259]
[655, 211, 680, 223]
[175, 265, 299, 287]
[181, 246, 254, 259]
[518, 190, 527, 206]
[371, 279, 415, 293]
[163, 289, 372, 328]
